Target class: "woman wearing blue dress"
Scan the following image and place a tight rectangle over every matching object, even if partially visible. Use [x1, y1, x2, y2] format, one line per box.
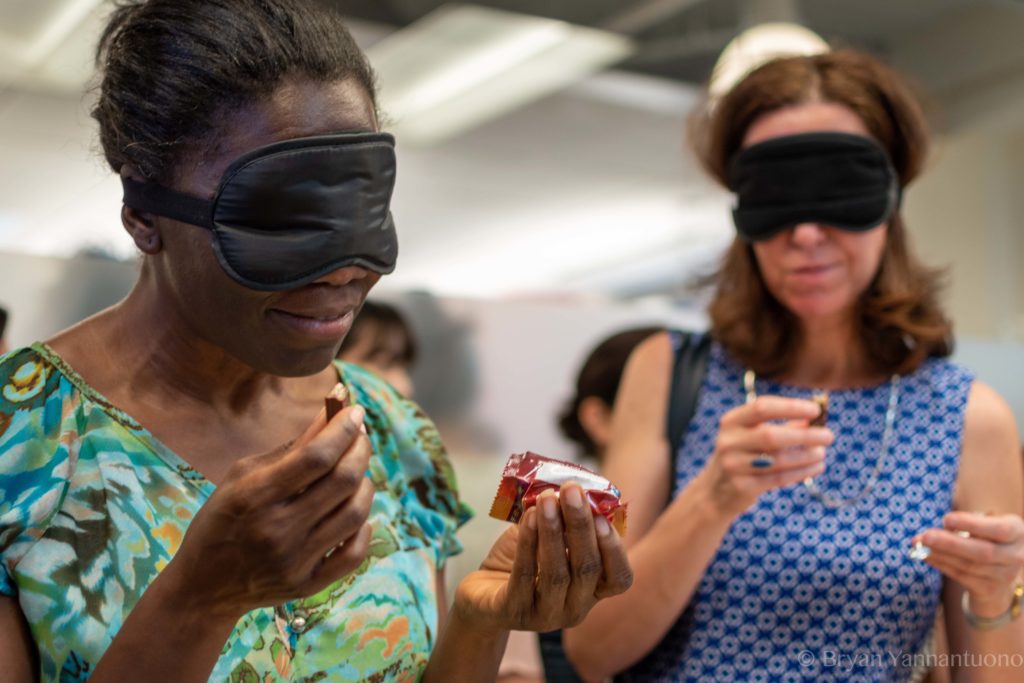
[565, 48, 1024, 682]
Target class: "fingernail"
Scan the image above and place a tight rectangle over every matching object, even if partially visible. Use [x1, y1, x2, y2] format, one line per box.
[563, 484, 584, 510]
[349, 405, 365, 425]
[541, 491, 559, 520]
[525, 507, 538, 530]
[594, 514, 611, 536]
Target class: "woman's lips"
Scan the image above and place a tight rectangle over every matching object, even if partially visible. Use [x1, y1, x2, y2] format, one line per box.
[267, 308, 355, 341]
[789, 263, 838, 284]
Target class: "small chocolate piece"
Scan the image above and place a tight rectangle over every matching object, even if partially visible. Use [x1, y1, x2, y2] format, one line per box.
[325, 383, 350, 420]
[809, 393, 829, 427]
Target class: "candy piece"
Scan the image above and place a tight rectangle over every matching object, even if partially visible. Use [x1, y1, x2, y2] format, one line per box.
[908, 541, 931, 561]
[488, 451, 628, 536]
[325, 383, 350, 420]
[809, 393, 829, 427]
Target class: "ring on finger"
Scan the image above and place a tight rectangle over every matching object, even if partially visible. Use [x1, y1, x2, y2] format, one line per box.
[751, 454, 775, 469]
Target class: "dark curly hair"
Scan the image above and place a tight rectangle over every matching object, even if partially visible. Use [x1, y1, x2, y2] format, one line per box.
[558, 326, 664, 459]
[92, 0, 377, 185]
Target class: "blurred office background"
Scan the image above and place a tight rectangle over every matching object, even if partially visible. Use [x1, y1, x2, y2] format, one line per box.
[2, 1, 1023, 567]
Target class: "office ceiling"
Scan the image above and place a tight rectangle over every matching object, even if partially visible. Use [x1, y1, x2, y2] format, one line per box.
[327, 0, 1010, 93]
[1, 1, 1023, 300]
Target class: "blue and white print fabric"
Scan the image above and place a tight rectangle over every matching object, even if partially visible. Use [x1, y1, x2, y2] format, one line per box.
[626, 342, 972, 683]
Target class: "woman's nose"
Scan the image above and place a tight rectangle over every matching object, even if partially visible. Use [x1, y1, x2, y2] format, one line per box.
[790, 222, 828, 246]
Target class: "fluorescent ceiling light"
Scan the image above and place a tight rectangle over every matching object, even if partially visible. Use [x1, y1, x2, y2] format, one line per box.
[367, 4, 632, 145]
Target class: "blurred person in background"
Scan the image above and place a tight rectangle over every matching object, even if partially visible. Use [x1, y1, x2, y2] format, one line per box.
[337, 299, 417, 398]
[558, 326, 666, 471]
[0, 2, 632, 681]
[565, 48, 1024, 683]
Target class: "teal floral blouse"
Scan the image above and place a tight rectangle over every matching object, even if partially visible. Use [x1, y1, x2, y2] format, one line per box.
[0, 344, 472, 682]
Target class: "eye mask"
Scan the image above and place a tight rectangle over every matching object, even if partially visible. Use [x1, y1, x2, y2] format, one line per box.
[122, 132, 398, 290]
[727, 131, 899, 241]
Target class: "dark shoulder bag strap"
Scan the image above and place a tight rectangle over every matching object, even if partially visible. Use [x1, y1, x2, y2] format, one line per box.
[664, 330, 712, 500]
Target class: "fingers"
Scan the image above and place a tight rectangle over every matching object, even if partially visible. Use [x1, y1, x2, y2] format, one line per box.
[918, 528, 1021, 569]
[288, 431, 373, 523]
[722, 395, 825, 428]
[559, 484, 603, 624]
[307, 523, 373, 594]
[718, 424, 833, 455]
[594, 515, 633, 600]
[534, 491, 571, 626]
[721, 446, 827, 476]
[265, 405, 366, 497]
[504, 509, 539, 625]
[306, 477, 376, 558]
[944, 513, 1023, 545]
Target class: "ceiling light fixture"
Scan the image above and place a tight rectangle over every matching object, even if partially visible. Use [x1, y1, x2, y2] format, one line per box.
[366, 4, 632, 145]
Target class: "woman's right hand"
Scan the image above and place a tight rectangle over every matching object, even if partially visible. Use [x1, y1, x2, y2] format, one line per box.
[696, 396, 834, 519]
[164, 403, 375, 618]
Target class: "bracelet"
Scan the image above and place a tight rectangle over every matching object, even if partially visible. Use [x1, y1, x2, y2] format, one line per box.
[962, 583, 1024, 630]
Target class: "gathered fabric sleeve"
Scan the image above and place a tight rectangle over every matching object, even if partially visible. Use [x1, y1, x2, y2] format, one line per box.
[0, 349, 76, 597]
[339, 361, 473, 568]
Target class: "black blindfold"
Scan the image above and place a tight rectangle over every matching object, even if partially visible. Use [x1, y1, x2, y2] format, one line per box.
[728, 132, 900, 241]
[122, 132, 398, 291]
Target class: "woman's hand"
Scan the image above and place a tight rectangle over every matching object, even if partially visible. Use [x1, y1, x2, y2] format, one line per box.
[452, 482, 633, 634]
[165, 403, 375, 618]
[916, 512, 1024, 617]
[696, 396, 834, 519]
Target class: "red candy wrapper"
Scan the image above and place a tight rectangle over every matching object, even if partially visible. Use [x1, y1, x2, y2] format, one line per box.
[488, 451, 627, 536]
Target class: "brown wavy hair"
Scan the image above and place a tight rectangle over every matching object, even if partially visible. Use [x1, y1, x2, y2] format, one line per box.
[691, 49, 953, 377]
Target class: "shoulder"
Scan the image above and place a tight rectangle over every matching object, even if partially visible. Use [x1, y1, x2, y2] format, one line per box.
[337, 360, 442, 456]
[962, 380, 1018, 452]
[0, 347, 80, 594]
[335, 360, 472, 543]
[0, 345, 70, 447]
[627, 331, 676, 378]
[955, 380, 1022, 513]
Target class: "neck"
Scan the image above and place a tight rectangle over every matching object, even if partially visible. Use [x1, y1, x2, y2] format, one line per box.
[61, 267, 300, 416]
[776, 312, 881, 389]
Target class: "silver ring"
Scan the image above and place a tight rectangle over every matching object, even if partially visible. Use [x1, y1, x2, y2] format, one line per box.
[751, 454, 775, 469]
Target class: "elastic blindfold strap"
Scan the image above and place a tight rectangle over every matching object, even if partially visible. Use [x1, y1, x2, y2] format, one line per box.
[122, 177, 214, 230]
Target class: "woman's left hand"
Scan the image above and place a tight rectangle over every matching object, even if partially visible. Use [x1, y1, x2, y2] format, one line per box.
[915, 511, 1024, 613]
[453, 482, 633, 633]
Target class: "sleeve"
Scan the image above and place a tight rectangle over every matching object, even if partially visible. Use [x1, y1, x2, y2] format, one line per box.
[0, 350, 74, 596]
[340, 362, 474, 567]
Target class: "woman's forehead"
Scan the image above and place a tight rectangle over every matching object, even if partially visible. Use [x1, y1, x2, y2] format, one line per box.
[742, 102, 870, 149]
[176, 78, 377, 194]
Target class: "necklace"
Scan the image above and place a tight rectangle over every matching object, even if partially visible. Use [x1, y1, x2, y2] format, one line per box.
[743, 369, 901, 509]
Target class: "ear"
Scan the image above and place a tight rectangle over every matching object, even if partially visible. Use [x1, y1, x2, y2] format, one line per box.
[119, 165, 163, 254]
[577, 396, 613, 451]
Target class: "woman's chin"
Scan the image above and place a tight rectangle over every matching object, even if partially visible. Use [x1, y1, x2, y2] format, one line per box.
[782, 293, 853, 322]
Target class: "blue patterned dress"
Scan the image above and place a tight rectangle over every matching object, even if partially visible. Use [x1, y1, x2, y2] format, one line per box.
[624, 342, 972, 683]
[0, 344, 472, 682]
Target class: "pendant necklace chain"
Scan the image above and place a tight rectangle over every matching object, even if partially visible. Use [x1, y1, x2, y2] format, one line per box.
[743, 369, 901, 509]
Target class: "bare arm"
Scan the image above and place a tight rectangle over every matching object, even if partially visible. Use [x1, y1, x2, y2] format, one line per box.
[424, 567, 510, 683]
[564, 334, 832, 681]
[927, 382, 1024, 683]
[0, 596, 38, 682]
